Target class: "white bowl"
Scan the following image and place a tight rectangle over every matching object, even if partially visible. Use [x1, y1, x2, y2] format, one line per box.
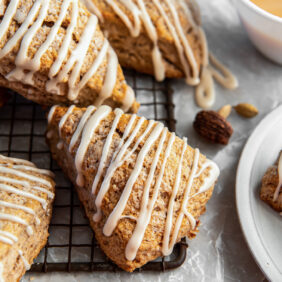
[233, 0, 282, 64]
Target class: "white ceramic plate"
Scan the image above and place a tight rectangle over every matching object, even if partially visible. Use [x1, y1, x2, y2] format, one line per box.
[236, 105, 282, 282]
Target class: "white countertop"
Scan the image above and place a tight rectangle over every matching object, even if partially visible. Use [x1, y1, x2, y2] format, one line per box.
[24, 0, 282, 281]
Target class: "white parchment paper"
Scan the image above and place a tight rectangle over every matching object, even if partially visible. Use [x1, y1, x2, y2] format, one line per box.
[23, 0, 282, 280]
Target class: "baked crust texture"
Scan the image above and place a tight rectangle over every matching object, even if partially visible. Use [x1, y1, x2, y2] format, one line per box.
[0, 0, 139, 112]
[0, 155, 55, 281]
[261, 165, 282, 212]
[89, 0, 205, 81]
[46, 105, 219, 272]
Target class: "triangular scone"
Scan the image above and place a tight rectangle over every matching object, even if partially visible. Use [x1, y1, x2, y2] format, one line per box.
[46, 105, 219, 272]
[0, 0, 139, 112]
[82, 0, 206, 84]
[0, 155, 55, 281]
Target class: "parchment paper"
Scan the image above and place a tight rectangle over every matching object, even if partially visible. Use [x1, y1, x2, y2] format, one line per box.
[23, 0, 282, 280]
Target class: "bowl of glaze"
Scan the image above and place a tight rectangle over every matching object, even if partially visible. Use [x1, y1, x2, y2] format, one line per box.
[233, 0, 282, 64]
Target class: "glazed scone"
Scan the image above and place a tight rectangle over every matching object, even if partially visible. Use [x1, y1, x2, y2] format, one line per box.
[83, 0, 238, 109]
[46, 105, 219, 272]
[260, 152, 282, 212]
[83, 0, 205, 84]
[0, 155, 55, 282]
[0, 0, 139, 112]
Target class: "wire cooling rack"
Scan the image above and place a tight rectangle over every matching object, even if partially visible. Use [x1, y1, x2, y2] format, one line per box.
[0, 70, 188, 273]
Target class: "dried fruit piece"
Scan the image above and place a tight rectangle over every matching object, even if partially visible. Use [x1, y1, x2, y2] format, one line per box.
[193, 111, 233, 145]
[234, 103, 258, 118]
[218, 104, 232, 119]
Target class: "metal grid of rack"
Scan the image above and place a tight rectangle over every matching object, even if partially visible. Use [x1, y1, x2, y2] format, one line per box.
[0, 70, 188, 273]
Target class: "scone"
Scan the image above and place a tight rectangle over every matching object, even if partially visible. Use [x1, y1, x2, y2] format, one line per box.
[0, 155, 55, 281]
[82, 0, 238, 109]
[0, 0, 139, 112]
[83, 0, 205, 84]
[260, 152, 282, 212]
[46, 105, 220, 272]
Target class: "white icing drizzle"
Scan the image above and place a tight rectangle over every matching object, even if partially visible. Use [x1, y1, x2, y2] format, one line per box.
[72, 39, 109, 102]
[69, 106, 96, 152]
[192, 161, 220, 197]
[0, 155, 54, 270]
[0, 230, 18, 243]
[0, 235, 13, 245]
[11, 165, 54, 178]
[195, 28, 237, 109]
[59, 105, 76, 137]
[89, 0, 237, 108]
[195, 52, 238, 109]
[0, 0, 20, 47]
[198, 27, 209, 67]
[173, 149, 200, 232]
[208, 53, 238, 90]
[0, 0, 134, 110]
[153, 0, 191, 83]
[0, 166, 52, 188]
[103, 0, 166, 80]
[162, 137, 187, 256]
[91, 108, 123, 194]
[0, 212, 33, 236]
[0, 200, 40, 225]
[0, 1, 40, 60]
[75, 105, 112, 187]
[137, 0, 165, 81]
[93, 118, 154, 222]
[52, 105, 219, 260]
[48, 14, 98, 100]
[95, 47, 118, 107]
[81, 0, 104, 22]
[274, 152, 282, 202]
[103, 122, 164, 236]
[121, 86, 135, 112]
[48, 105, 58, 123]
[195, 66, 215, 109]
[163, 0, 199, 85]
[0, 229, 18, 246]
[0, 262, 3, 282]
[18, 250, 31, 271]
[0, 155, 35, 167]
[30, 186, 54, 200]
[106, 0, 141, 37]
[27, 0, 71, 72]
[48, 0, 79, 78]
[120, 215, 137, 221]
[125, 128, 173, 260]
[0, 183, 47, 210]
[0, 173, 53, 201]
[0, 176, 29, 188]
[6, 0, 50, 84]
[112, 114, 138, 159]
[97, 0, 202, 83]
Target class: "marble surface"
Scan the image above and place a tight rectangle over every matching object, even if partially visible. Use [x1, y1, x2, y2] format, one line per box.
[24, 0, 282, 281]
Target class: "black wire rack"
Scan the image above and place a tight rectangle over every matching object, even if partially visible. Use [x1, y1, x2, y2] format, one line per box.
[0, 70, 188, 273]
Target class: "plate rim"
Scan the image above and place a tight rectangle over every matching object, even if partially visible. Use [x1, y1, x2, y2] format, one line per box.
[236, 104, 282, 282]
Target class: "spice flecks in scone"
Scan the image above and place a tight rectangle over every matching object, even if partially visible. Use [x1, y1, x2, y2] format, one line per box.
[0, 155, 55, 281]
[261, 152, 282, 212]
[0, 0, 138, 112]
[46, 105, 219, 272]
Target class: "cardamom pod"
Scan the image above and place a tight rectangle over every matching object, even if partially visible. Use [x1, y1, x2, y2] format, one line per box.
[234, 103, 258, 118]
[218, 104, 232, 119]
